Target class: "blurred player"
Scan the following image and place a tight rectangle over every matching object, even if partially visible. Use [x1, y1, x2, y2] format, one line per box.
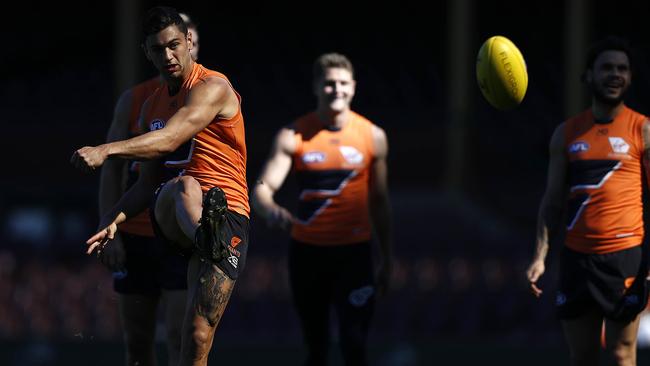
[72, 6, 249, 366]
[98, 13, 200, 366]
[251, 52, 393, 366]
[526, 36, 649, 366]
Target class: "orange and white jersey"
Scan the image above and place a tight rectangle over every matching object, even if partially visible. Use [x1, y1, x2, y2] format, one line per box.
[564, 106, 647, 254]
[141, 63, 249, 217]
[128, 77, 161, 135]
[119, 76, 161, 237]
[290, 111, 375, 245]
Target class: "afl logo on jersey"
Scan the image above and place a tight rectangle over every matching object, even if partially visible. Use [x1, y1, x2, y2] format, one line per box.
[302, 151, 326, 164]
[339, 146, 364, 164]
[609, 137, 630, 154]
[150, 119, 166, 131]
[568, 141, 589, 154]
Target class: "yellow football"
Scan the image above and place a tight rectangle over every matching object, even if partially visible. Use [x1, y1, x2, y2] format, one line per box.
[476, 35, 528, 110]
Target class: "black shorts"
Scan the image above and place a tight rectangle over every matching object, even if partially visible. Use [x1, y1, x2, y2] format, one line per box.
[288, 239, 376, 312]
[288, 240, 376, 362]
[556, 245, 649, 322]
[151, 182, 250, 281]
[113, 231, 189, 295]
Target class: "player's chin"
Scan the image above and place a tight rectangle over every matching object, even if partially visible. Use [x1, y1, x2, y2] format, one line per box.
[328, 100, 349, 112]
[595, 90, 625, 106]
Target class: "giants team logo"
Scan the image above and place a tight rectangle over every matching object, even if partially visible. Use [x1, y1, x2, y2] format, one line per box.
[568, 141, 589, 153]
[227, 236, 242, 257]
[348, 285, 374, 307]
[339, 146, 364, 164]
[609, 137, 630, 154]
[150, 119, 165, 131]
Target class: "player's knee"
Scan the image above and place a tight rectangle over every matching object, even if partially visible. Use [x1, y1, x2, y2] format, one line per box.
[176, 175, 202, 197]
[190, 326, 212, 357]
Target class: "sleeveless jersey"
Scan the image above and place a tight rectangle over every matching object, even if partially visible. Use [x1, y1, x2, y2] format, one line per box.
[564, 106, 647, 254]
[118, 76, 160, 237]
[290, 111, 375, 245]
[141, 63, 250, 217]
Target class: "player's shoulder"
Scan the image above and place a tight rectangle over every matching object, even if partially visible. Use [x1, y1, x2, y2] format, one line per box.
[548, 122, 567, 152]
[623, 104, 645, 116]
[349, 111, 385, 141]
[194, 63, 229, 85]
[350, 110, 377, 126]
[131, 77, 161, 95]
[622, 105, 649, 127]
[291, 111, 317, 130]
[192, 73, 234, 99]
[271, 125, 296, 155]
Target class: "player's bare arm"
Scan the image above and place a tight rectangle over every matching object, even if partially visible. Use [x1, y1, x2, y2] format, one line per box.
[99, 89, 133, 214]
[641, 120, 650, 185]
[96, 89, 133, 270]
[369, 125, 393, 296]
[642, 119, 650, 281]
[71, 76, 238, 170]
[251, 127, 296, 229]
[87, 159, 162, 255]
[527, 123, 568, 297]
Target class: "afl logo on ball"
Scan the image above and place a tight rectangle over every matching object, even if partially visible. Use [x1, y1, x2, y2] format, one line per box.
[150, 119, 166, 131]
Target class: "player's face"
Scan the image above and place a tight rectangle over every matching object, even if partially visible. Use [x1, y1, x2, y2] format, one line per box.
[188, 27, 199, 61]
[315, 67, 356, 112]
[588, 50, 630, 106]
[144, 25, 193, 81]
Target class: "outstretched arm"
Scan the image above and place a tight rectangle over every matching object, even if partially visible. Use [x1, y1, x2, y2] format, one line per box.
[369, 126, 393, 296]
[71, 76, 239, 171]
[526, 123, 568, 297]
[87, 159, 161, 255]
[251, 127, 296, 230]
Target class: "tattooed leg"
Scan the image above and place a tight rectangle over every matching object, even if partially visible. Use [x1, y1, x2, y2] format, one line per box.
[180, 254, 235, 366]
[195, 259, 234, 326]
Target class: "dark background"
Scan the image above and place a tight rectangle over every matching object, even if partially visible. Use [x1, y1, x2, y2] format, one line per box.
[3, 0, 650, 365]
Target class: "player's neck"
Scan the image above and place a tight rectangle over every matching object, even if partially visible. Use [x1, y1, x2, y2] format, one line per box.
[592, 101, 625, 123]
[166, 60, 196, 96]
[315, 108, 350, 129]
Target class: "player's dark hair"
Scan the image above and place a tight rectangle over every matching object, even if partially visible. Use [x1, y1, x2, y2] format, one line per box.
[312, 53, 355, 82]
[584, 36, 632, 71]
[142, 6, 188, 40]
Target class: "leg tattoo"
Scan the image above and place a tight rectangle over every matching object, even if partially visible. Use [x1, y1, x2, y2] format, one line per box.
[195, 260, 234, 327]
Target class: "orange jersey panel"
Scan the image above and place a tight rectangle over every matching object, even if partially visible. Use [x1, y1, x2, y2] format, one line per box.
[128, 77, 161, 134]
[290, 112, 375, 245]
[119, 77, 161, 237]
[564, 106, 647, 254]
[141, 63, 249, 217]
